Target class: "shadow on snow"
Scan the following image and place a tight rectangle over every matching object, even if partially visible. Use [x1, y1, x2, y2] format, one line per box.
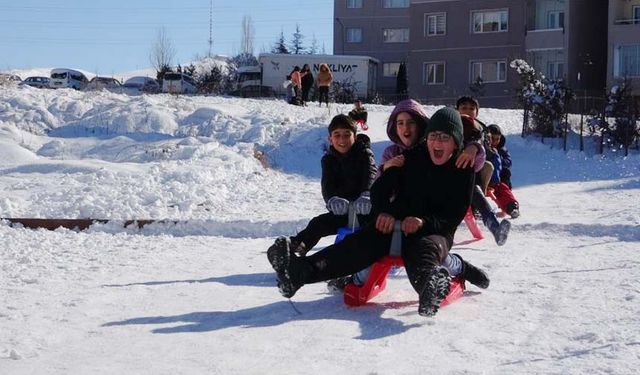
[102, 296, 425, 340]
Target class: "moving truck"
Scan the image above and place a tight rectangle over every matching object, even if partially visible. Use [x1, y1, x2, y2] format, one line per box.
[236, 53, 379, 100]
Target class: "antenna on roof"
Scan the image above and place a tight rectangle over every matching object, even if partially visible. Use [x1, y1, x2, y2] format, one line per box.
[208, 0, 213, 57]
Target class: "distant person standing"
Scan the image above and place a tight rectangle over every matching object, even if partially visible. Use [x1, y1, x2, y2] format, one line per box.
[300, 64, 314, 106]
[290, 66, 302, 100]
[316, 63, 333, 107]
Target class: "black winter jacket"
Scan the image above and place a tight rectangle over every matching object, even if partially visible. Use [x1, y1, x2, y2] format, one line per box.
[348, 108, 368, 124]
[370, 143, 474, 245]
[321, 134, 377, 203]
[301, 71, 314, 89]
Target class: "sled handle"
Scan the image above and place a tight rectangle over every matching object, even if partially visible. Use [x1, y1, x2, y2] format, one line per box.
[347, 202, 359, 230]
[389, 220, 402, 256]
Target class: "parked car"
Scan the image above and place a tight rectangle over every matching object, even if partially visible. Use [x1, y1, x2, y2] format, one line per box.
[49, 68, 88, 90]
[85, 76, 122, 91]
[162, 72, 197, 94]
[123, 76, 160, 93]
[0, 73, 23, 85]
[229, 85, 276, 98]
[19, 76, 50, 88]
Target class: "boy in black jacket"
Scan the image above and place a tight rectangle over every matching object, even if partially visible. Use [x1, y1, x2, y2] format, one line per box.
[277, 114, 377, 256]
[268, 108, 480, 317]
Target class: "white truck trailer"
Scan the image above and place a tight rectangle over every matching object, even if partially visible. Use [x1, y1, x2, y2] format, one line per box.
[236, 53, 379, 100]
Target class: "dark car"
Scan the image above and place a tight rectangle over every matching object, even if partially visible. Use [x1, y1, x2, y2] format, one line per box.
[123, 76, 160, 93]
[20, 76, 50, 88]
[230, 85, 276, 98]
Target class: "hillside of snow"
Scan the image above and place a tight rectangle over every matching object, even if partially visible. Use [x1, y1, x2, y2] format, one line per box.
[0, 84, 638, 374]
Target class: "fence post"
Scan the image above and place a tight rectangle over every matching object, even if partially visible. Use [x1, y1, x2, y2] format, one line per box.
[579, 111, 584, 152]
[522, 107, 528, 138]
[563, 105, 569, 151]
[599, 104, 606, 154]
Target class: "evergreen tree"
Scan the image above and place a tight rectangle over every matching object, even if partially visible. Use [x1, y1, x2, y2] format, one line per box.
[271, 30, 290, 54]
[197, 65, 228, 94]
[232, 53, 258, 67]
[156, 64, 173, 84]
[395, 62, 408, 100]
[185, 64, 196, 77]
[290, 24, 305, 54]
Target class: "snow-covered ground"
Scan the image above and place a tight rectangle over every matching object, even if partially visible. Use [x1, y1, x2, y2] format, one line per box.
[1, 83, 639, 374]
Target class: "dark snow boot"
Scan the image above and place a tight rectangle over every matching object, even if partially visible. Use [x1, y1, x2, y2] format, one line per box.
[326, 275, 353, 293]
[507, 202, 520, 219]
[267, 237, 302, 298]
[484, 215, 511, 246]
[418, 267, 451, 317]
[454, 254, 490, 289]
[289, 237, 308, 257]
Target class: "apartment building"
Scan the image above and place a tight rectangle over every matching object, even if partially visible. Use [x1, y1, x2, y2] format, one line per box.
[334, 0, 609, 108]
[409, 0, 527, 107]
[334, 0, 411, 95]
[608, 0, 640, 98]
[525, 0, 607, 97]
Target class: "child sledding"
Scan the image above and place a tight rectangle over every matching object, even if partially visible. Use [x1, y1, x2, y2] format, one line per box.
[267, 107, 490, 317]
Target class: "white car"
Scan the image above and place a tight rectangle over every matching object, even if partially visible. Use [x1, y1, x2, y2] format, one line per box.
[0, 73, 22, 85]
[162, 73, 197, 94]
[85, 76, 122, 91]
[49, 68, 89, 90]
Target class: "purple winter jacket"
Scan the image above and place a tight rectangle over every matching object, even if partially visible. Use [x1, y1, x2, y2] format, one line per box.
[378, 99, 429, 177]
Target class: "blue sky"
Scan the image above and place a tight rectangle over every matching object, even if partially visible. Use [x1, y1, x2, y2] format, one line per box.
[0, 0, 334, 74]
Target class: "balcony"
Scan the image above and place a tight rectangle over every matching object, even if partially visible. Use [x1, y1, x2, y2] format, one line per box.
[613, 18, 640, 25]
[525, 28, 564, 51]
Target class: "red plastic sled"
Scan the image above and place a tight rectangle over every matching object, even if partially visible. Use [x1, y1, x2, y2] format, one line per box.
[344, 255, 465, 307]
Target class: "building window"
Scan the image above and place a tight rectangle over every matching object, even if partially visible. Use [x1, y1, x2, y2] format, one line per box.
[472, 10, 508, 33]
[346, 0, 362, 9]
[634, 6, 640, 23]
[383, 63, 401, 77]
[383, 28, 409, 43]
[425, 13, 446, 36]
[547, 11, 565, 29]
[383, 0, 409, 8]
[424, 62, 445, 85]
[470, 60, 507, 83]
[616, 44, 640, 77]
[346, 28, 362, 43]
[547, 61, 564, 79]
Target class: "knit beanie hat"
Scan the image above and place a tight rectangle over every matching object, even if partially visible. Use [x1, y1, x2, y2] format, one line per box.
[328, 113, 357, 135]
[426, 107, 464, 152]
[386, 99, 429, 146]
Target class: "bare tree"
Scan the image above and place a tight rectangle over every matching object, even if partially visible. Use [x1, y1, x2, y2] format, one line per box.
[149, 27, 176, 77]
[308, 33, 319, 55]
[240, 15, 255, 56]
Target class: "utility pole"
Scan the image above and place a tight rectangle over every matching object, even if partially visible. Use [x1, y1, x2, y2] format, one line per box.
[208, 0, 213, 57]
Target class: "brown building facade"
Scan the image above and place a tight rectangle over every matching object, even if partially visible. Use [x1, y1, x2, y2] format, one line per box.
[335, 0, 612, 108]
[607, 0, 640, 97]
